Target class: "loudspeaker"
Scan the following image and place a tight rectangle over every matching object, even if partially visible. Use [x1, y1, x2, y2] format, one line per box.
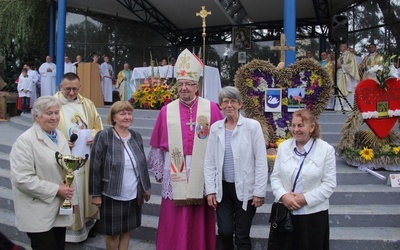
[329, 15, 348, 43]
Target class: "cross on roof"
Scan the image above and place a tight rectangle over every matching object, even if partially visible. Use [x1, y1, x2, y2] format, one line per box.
[271, 33, 295, 65]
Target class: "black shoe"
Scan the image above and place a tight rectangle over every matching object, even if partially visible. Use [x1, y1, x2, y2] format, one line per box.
[88, 221, 98, 238]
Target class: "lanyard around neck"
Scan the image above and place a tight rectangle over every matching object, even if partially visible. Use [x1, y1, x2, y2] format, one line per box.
[292, 139, 316, 192]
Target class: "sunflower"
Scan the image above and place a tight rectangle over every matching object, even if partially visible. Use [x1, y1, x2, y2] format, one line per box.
[393, 146, 400, 155]
[360, 147, 374, 161]
[146, 95, 153, 101]
[144, 87, 151, 93]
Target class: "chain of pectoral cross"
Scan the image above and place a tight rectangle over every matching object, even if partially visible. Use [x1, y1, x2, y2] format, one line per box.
[180, 98, 198, 131]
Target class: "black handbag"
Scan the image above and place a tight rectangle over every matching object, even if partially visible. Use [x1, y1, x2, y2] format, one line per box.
[268, 139, 316, 233]
[269, 202, 293, 232]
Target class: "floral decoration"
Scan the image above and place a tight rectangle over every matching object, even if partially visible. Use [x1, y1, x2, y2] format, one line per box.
[359, 147, 374, 161]
[129, 76, 178, 109]
[337, 104, 400, 170]
[368, 53, 398, 89]
[234, 59, 333, 146]
[342, 143, 400, 165]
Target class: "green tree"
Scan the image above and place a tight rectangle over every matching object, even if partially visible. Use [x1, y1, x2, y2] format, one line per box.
[0, 0, 49, 87]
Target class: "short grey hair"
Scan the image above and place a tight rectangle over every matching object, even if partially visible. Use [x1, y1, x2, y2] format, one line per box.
[218, 86, 242, 104]
[32, 96, 62, 121]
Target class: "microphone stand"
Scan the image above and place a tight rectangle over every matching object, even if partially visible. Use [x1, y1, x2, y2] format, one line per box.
[84, 52, 96, 63]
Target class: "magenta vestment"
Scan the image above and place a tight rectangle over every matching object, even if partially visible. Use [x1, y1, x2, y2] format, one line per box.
[148, 98, 223, 250]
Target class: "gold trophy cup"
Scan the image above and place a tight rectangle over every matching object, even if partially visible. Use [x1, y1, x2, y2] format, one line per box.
[55, 152, 88, 214]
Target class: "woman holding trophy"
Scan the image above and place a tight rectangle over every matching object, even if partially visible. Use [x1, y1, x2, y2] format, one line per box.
[10, 96, 76, 250]
[89, 101, 151, 250]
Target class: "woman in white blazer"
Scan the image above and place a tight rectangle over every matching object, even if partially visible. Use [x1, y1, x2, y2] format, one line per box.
[10, 96, 75, 250]
[204, 86, 268, 250]
[268, 109, 336, 250]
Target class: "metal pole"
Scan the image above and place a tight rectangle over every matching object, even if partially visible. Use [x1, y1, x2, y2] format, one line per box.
[55, 0, 67, 90]
[284, 0, 296, 66]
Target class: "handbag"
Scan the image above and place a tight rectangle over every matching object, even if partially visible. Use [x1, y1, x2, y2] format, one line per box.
[269, 139, 316, 233]
[269, 202, 292, 232]
[136, 180, 144, 206]
[114, 128, 145, 206]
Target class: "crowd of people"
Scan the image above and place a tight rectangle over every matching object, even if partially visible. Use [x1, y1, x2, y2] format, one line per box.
[15, 54, 178, 113]
[306, 42, 395, 111]
[9, 45, 351, 250]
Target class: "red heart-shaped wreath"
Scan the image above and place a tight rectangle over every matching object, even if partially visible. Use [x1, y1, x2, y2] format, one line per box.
[355, 78, 400, 138]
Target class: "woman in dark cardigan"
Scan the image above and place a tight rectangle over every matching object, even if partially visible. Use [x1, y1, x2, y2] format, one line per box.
[89, 101, 151, 250]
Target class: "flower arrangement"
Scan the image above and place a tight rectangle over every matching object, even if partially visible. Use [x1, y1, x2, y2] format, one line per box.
[337, 109, 400, 170]
[129, 76, 178, 109]
[235, 59, 333, 144]
[342, 144, 400, 164]
[234, 59, 333, 171]
[368, 53, 398, 89]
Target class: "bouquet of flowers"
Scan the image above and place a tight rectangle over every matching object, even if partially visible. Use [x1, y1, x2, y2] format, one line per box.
[368, 53, 398, 89]
[129, 76, 178, 109]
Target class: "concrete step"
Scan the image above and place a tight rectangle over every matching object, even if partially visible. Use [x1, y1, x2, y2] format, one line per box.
[2, 180, 399, 229]
[0, 208, 156, 250]
[319, 122, 345, 133]
[249, 224, 400, 250]
[0, 153, 392, 186]
[3, 201, 400, 250]
[318, 111, 350, 123]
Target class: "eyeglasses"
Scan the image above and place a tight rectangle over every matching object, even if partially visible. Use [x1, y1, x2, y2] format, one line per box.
[177, 82, 197, 88]
[63, 87, 79, 92]
[221, 99, 239, 106]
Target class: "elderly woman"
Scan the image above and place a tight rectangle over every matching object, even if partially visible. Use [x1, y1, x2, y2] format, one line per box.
[89, 101, 151, 250]
[204, 86, 269, 250]
[268, 109, 336, 250]
[10, 96, 75, 250]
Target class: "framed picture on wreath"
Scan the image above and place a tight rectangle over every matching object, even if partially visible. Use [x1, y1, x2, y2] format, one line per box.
[233, 27, 252, 50]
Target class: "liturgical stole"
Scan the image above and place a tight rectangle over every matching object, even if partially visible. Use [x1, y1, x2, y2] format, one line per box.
[167, 98, 211, 205]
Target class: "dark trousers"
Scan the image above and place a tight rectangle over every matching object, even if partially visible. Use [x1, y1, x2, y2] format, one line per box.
[268, 210, 329, 250]
[27, 227, 66, 250]
[217, 181, 257, 250]
[21, 97, 29, 113]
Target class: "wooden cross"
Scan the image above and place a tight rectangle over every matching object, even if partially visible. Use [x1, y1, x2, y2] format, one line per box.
[271, 33, 295, 64]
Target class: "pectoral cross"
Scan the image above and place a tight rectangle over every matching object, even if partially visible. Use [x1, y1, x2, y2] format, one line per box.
[186, 114, 196, 131]
[271, 33, 295, 65]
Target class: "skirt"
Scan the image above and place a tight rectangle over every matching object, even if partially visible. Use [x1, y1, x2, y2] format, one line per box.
[268, 210, 329, 250]
[98, 194, 142, 236]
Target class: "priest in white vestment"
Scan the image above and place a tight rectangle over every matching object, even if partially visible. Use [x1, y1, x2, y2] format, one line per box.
[148, 49, 223, 250]
[99, 56, 114, 104]
[54, 72, 103, 242]
[39, 55, 56, 96]
[64, 56, 74, 73]
[336, 43, 359, 111]
[359, 43, 382, 81]
[116, 63, 133, 101]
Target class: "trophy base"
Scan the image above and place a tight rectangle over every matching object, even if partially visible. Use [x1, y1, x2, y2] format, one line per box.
[59, 207, 73, 215]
